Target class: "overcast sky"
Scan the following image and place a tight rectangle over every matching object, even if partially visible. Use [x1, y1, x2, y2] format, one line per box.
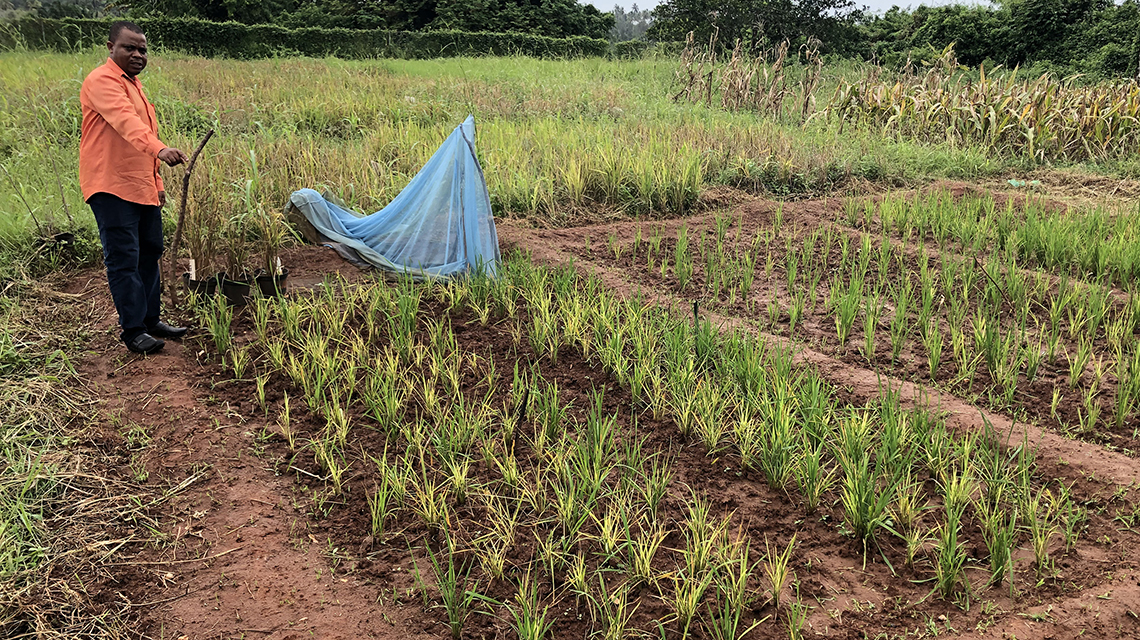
[583, 0, 984, 16]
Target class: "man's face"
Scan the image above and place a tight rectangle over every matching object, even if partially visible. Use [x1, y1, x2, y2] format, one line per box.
[108, 30, 147, 77]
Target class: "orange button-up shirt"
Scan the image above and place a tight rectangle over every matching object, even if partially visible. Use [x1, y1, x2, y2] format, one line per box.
[79, 58, 167, 206]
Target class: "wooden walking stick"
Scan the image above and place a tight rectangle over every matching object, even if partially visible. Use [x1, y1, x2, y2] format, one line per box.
[165, 129, 214, 309]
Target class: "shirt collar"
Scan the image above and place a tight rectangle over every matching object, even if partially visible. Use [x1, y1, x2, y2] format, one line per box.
[106, 57, 139, 83]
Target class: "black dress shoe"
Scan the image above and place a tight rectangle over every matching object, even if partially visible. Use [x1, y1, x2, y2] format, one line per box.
[127, 333, 165, 355]
[149, 321, 188, 339]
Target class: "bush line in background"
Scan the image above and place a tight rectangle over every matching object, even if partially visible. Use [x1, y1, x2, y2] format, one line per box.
[0, 17, 613, 59]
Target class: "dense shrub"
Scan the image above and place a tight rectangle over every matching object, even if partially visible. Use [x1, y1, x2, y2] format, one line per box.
[612, 40, 650, 59]
[0, 17, 611, 59]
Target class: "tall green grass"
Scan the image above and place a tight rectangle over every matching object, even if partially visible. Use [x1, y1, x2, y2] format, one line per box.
[0, 49, 1008, 269]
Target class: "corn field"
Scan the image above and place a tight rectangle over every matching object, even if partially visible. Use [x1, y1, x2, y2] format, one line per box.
[826, 46, 1140, 163]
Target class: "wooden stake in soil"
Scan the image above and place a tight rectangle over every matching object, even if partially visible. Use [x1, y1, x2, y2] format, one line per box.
[164, 129, 215, 309]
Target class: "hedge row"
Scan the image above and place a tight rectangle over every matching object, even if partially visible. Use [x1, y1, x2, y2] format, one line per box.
[0, 17, 612, 59]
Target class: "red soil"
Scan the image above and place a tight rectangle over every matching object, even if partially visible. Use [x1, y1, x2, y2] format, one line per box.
[59, 191, 1140, 640]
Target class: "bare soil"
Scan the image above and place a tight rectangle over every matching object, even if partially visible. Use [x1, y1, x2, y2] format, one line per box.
[58, 192, 1140, 640]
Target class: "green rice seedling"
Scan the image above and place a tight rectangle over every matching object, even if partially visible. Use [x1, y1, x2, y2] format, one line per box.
[834, 278, 863, 347]
[314, 437, 348, 494]
[707, 541, 762, 640]
[628, 523, 667, 586]
[445, 458, 471, 507]
[620, 436, 648, 489]
[595, 499, 627, 560]
[1024, 341, 1043, 383]
[807, 267, 823, 314]
[552, 472, 596, 540]
[326, 397, 350, 450]
[980, 502, 1018, 590]
[1056, 482, 1086, 551]
[933, 503, 968, 602]
[1092, 354, 1109, 391]
[733, 410, 761, 471]
[941, 468, 975, 522]
[607, 232, 622, 261]
[763, 533, 796, 610]
[1050, 388, 1063, 420]
[277, 297, 301, 342]
[834, 412, 874, 470]
[857, 234, 873, 278]
[640, 454, 672, 519]
[252, 297, 271, 343]
[363, 354, 407, 433]
[670, 566, 718, 639]
[785, 583, 808, 640]
[759, 395, 800, 491]
[593, 576, 637, 640]
[682, 494, 719, 577]
[507, 571, 554, 640]
[786, 244, 799, 290]
[924, 319, 943, 380]
[1067, 338, 1093, 388]
[876, 402, 916, 485]
[413, 472, 450, 533]
[876, 236, 892, 284]
[206, 293, 234, 356]
[694, 383, 729, 454]
[795, 440, 836, 514]
[889, 281, 913, 364]
[892, 473, 926, 535]
[367, 475, 396, 539]
[1115, 374, 1137, 429]
[534, 530, 564, 586]
[420, 373, 443, 420]
[902, 522, 927, 569]
[788, 291, 806, 334]
[918, 276, 936, 337]
[648, 226, 663, 265]
[1078, 389, 1102, 434]
[255, 373, 269, 415]
[567, 552, 590, 600]
[767, 295, 782, 331]
[1068, 303, 1090, 341]
[1027, 488, 1057, 576]
[839, 447, 897, 557]
[862, 291, 881, 360]
[279, 392, 296, 452]
[422, 541, 479, 640]
[266, 340, 286, 372]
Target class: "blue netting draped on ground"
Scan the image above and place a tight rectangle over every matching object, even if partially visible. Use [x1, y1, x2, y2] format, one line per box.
[286, 115, 500, 281]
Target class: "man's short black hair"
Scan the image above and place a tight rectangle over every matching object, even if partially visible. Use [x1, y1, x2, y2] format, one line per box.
[109, 21, 144, 44]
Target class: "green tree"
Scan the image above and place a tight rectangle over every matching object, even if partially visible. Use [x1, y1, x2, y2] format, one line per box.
[648, 0, 861, 54]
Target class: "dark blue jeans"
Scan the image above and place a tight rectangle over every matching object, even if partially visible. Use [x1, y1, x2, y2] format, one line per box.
[88, 192, 163, 343]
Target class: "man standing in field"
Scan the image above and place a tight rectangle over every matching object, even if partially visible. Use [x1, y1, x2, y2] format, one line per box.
[80, 21, 189, 355]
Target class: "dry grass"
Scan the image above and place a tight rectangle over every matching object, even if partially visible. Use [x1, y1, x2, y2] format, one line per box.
[0, 280, 174, 639]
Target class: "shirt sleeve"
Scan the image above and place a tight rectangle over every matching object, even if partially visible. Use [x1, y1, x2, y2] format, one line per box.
[85, 72, 167, 159]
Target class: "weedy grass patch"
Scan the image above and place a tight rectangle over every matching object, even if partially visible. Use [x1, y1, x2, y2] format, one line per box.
[4, 47, 1109, 276]
[0, 281, 165, 638]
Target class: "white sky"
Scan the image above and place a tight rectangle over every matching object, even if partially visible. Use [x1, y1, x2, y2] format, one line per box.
[584, 0, 987, 16]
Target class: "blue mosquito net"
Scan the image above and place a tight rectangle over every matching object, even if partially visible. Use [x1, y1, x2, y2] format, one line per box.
[287, 115, 501, 281]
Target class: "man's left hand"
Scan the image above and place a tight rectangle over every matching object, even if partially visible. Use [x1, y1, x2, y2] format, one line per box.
[159, 190, 166, 207]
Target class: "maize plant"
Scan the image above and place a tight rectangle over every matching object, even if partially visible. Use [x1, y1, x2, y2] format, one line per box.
[826, 45, 1140, 162]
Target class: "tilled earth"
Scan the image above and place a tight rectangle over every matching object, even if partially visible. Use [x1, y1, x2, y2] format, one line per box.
[66, 188, 1140, 640]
